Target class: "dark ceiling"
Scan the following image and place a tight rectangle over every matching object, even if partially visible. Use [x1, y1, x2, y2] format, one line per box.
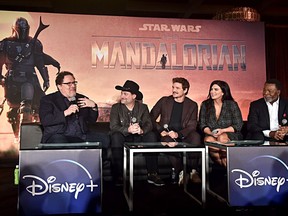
[1, 0, 288, 25]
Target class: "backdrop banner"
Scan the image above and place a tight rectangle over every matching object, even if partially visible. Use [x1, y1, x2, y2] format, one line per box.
[0, 10, 266, 154]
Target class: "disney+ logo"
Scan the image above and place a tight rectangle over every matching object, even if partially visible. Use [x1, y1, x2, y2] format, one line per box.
[231, 155, 288, 192]
[22, 159, 99, 199]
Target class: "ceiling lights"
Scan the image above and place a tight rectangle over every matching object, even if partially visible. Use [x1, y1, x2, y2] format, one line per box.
[213, 7, 260, 22]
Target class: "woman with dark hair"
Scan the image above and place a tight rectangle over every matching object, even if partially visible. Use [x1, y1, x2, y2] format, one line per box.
[199, 80, 243, 167]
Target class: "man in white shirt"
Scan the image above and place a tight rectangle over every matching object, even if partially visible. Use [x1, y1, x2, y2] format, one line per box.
[247, 79, 288, 141]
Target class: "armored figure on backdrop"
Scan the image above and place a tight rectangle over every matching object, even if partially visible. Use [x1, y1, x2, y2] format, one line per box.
[0, 17, 60, 140]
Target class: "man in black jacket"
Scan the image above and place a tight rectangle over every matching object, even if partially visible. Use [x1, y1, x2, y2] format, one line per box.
[110, 80, 164, 186]
[247, 79, 288, 142]
[39, 71, 109, 149]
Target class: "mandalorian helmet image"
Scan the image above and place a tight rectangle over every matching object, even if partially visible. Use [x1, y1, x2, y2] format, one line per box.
[12, 17, 30, 40]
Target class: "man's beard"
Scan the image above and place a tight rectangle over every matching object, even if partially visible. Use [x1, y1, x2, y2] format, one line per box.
[264, 97, 272, 103]
[264, 96, 277, 103]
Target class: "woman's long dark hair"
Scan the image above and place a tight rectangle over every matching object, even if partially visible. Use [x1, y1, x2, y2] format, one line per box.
[204, 80, 235, 112]
[207, 80, 234, 101]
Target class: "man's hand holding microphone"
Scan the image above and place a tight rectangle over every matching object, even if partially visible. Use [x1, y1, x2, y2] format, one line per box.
[128, 117, 143, 135]
[161, 124, 177, 141]
[64, 96, 96, 117]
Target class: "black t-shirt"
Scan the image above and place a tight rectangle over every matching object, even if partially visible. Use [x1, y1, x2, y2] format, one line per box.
[169, 101, 183, 131]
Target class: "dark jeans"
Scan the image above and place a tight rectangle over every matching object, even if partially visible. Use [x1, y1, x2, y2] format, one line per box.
[110, 131, 158, 179]
[160, 130, 202, 175]
[45, 131, 110, 160]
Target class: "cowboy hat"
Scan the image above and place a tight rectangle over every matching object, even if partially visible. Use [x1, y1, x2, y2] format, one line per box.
[115, 80, 142, 100]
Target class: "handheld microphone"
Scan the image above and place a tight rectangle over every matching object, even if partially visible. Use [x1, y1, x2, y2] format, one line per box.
[131, 117, 137, 124]
[163, 124, 176, 142]
[70, 96, 77, 105]
[282, 118, 287, 126]
[163, 124, 169, 131]
[69, 96, 79, 119]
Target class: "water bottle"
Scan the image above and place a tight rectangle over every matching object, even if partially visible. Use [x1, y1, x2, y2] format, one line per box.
[14, 165, 19, 185]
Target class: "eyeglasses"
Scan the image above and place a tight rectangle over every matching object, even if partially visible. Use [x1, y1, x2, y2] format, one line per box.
[62, 81, 78, 86]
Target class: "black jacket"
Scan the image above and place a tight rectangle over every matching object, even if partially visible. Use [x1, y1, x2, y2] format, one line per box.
[39, 91, 98, 143]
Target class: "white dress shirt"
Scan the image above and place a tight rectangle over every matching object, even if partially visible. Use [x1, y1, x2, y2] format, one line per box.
[263, 98, 279, 137]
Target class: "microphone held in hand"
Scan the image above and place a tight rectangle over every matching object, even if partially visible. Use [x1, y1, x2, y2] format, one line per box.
[70, 96, 78, 105]
[163, 124, 169, 131]
[69, 96, 79, 119]
[282, 118, 288, 126]
[131, 117, 137, 124]
[163, 124, 176, 142]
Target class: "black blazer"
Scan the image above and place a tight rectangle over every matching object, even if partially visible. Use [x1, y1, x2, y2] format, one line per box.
[39, 91, 98, 143]
[247, 97, 288, 134]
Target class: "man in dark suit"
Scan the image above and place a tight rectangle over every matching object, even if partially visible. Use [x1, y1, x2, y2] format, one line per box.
[247, 79, 288, 142]
[39, 71, 109, 149]
[150, 77, 202, 184]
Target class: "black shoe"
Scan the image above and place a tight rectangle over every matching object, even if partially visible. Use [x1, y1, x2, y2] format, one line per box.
[147, 173, 165, 186]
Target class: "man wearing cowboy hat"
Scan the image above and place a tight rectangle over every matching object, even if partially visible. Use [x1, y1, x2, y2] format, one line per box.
[110, 80, 164, 186]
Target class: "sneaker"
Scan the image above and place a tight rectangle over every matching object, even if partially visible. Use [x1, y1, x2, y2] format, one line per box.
[147, 173, 165, 186]
[190, 169, 201, 184]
